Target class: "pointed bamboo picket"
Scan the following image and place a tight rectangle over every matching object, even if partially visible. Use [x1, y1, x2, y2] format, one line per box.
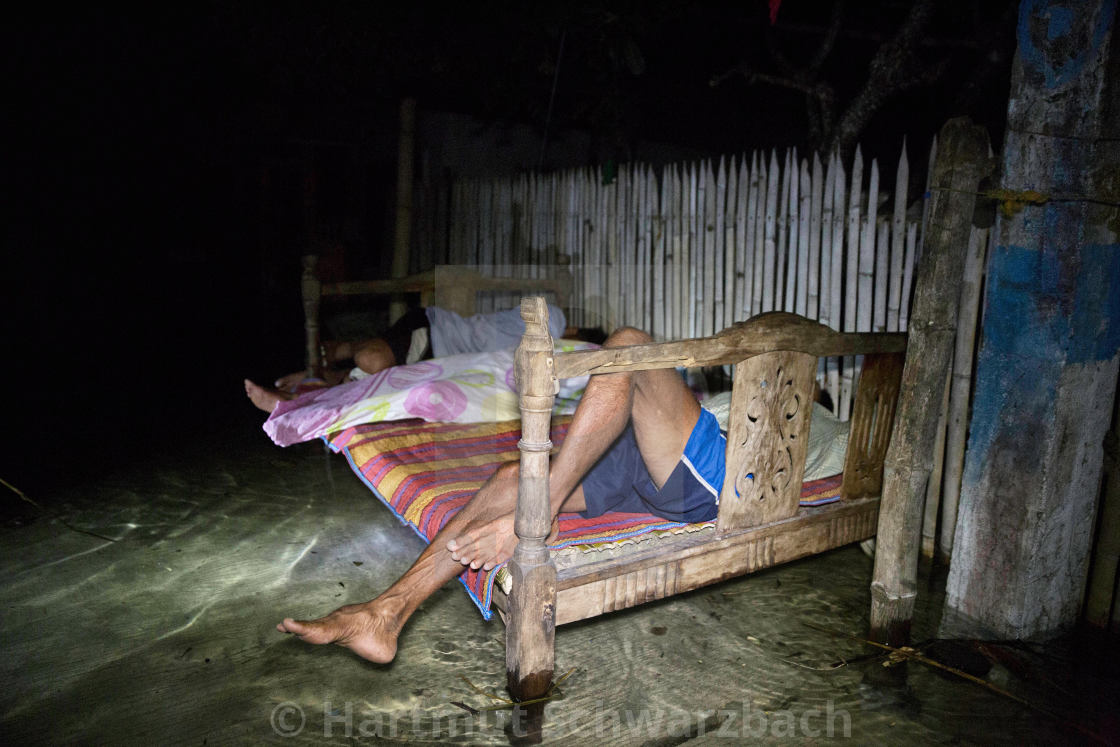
[430, 140, 987, 422]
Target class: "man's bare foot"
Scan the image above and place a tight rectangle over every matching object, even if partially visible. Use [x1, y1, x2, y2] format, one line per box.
[244, 379, 294, 413]
[276, 602, 401, 664]
[446, 515, 559, 571]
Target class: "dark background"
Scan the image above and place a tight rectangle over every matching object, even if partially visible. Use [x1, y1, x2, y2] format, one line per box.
[4, 1, 1017, 492]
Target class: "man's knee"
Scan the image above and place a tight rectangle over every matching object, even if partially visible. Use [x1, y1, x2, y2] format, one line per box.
[604, 326, 652, 348]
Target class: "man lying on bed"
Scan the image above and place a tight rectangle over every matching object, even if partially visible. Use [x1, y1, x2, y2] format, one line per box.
[244, 303, 598, 413]
[276, 324, 722, 663]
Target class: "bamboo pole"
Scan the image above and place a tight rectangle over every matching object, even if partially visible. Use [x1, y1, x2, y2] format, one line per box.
[723, 155, 739, 329]
[938, 225, 989, 562]
[841, 147, 863, 421]
[735, 155, 750, 324]
[889, 142, 909, 332]
[763, 150, 780, 313]
[827, 154, 846, 413]
[874, 219, 889, 332]
[820, 154, 835, 331]
[714, 157, 727, 334]
[921, 366, 952, 561]
[778, 148, 794, 313]
[794, 157, 809, 316]
[808, 154, 823, 322]
[899, 223, 918, 331]
[750, 152, 764, 318]
[702, 160, 716, 337]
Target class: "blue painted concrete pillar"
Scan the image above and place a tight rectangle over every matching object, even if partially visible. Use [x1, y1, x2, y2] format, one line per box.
[943, 0, 1119, 639]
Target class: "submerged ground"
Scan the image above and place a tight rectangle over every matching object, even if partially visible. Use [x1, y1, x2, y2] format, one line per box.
[1, 409, 1116, 745]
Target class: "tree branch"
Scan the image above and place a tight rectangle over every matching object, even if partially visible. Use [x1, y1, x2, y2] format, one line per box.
[807, 0, 846, 75]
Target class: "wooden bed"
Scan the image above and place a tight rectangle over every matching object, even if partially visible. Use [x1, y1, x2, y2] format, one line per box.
[289, 258, 908, 703]
[503, 299, 905, 699]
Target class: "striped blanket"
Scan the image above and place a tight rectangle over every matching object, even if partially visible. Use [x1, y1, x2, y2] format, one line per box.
[328, 418, 843, 620]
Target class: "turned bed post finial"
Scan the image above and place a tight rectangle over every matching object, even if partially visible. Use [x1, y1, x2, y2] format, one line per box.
[301, 255, 323, 376]
[506, 296, 559, 702]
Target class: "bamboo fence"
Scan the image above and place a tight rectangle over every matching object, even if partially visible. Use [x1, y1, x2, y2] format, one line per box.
[415, 141, 991, 561]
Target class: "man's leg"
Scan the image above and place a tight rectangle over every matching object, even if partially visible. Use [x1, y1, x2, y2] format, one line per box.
[445, 327, 702, 570]
[278, 326, 701, 662]
[277, 460, 536, 663]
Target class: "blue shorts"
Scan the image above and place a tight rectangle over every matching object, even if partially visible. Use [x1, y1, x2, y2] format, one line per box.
[579, 408, 726, 523]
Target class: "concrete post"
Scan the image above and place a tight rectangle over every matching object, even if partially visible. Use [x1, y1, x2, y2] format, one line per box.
[942, 0, 1120, 640]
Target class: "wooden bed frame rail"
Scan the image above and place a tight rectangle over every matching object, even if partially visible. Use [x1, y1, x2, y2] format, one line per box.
[505, 296, 906, 700]
[299, 256, 572, 376]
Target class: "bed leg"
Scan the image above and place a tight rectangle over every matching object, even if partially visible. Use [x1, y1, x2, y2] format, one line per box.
[506, 297, 558, 702]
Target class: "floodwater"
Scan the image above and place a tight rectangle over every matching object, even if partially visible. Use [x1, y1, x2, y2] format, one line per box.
[1, 411, 1116, 745]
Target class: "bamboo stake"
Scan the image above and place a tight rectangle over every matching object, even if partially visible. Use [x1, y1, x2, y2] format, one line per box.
[874, 219, 889, 332]
[702, 160, 716, 337]
[749, 152, 763, 318]
[939, 225, 989, 562]
[899, 223, 918, 331]
[735, 155, 750, 323]
[792, 159, 810, 318]
[671, 165, 683, 340]
[778, 148, 794, 312]
[723, 155, 739, 329]
[714, 156, 727, 334]
[827, 153, 846, 414]
[841, 146, 863, 421]
[816, 153, 832, 396]
[857, 216, 874, 334]
[922, 365, 952, 561]
[763, 150, 780, 313]
[820, 156, 835, 319]
[807, 154, 823, 322]
[889, 141, 909, 332]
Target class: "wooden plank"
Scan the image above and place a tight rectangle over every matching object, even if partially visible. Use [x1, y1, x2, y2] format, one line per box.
[554, 312, 905, 379]
[870, 118, 991, 647]
[842, 351, 905, 500]
[497, 497, 879, 625]
[717, 350, 817, 532]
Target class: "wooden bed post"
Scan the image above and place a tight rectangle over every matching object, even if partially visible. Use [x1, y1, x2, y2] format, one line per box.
[301, 255, 323, 376]
[506, 297, 558, 701]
